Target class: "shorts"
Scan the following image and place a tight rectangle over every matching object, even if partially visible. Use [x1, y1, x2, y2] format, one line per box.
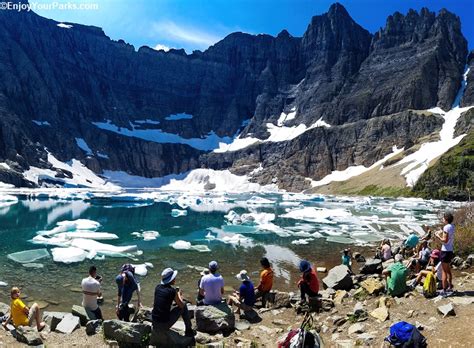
[440, 251, 454, 263]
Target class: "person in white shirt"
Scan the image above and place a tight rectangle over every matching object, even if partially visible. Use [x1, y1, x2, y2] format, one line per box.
[434, 211, 455, 296]
[81, 265, 103, 320]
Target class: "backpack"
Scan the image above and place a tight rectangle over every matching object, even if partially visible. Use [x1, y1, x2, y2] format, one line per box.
[422, 272, 437, 298]
[385, 321, 427, 347]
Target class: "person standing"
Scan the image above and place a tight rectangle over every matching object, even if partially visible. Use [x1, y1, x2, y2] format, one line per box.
[116, 264, 142, 321]
[81, 265, 103, 320]
[255, 257, 273, 307]
[152, 268, 194, 338]
[199, 261, 224, 305]
[435, 211, 455, 296]
[297, 260, 319, 304]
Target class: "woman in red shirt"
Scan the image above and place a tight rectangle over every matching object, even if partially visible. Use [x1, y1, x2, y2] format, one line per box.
[298, 260, 319, 304]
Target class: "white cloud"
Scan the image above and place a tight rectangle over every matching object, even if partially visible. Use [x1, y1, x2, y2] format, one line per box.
[152, 20, 222, 48]
[154, 44, 170, 52]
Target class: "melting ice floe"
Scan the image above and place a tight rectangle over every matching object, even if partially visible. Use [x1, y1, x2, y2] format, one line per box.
[131, 231, 160, 241]
[170, 240, 211, 252]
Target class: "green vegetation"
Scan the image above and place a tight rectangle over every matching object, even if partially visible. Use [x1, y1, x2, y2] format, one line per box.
[413, 130, 474, 201]
[356, 185, 413, 198]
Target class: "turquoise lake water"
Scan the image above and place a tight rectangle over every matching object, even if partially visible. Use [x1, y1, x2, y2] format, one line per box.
[0, 191, 457, 316]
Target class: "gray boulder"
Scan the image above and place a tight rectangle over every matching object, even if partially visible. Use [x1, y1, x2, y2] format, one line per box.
[265, 291, 292, 309]
[56, 314, 81, 334]
[150, 325, 194, 347]
[71, 305, 96, 326]
[359, 258, 383, 274]
[466, 254, 474, 266]
[0, 302, 10, 316]
[16, 326, 43, 345]
[195, 303, 235, 333]
[451, 256, 464, 267]
[323, 265, 353, 290]
[353, 252, 366, 263]
[437, 303, 456, 317]
[103, 319, 152, 346]
[86, 319, 103, 336]
[43, 311, 68, 331]
[132, 306, 152, 323]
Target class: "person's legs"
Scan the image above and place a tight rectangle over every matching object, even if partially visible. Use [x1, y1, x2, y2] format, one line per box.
[441, 262, 449, 290]
[300, 282, 317, 302]
[118, 305, 130, 322]
[165, 306, 193, 335]
[28, 303, 45, 331]
[91, 307, 103, 320]
[446, 265, 453, 289]
[228, 295, 242, 314]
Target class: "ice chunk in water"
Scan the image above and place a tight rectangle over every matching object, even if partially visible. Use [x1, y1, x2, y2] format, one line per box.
[7, 249, 50, 264]
[52, 247, 88, 263]
[0, 281, 8, 287]
[291, 238, 314, 245]
[132, 263, 152, 276]
[326, 236, 354, 244]
[191, 245, 211, 252]
[71, 239, 138, 255]
[22, 263, 44, 269]
[142, 231, 160, 241]
[171, 209, 188, 217]
[170, 240, 192, 250]
[39, 219, 101, 236]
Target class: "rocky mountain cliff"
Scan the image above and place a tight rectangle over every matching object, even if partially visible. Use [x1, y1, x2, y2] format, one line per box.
[0, 2, 470, 191]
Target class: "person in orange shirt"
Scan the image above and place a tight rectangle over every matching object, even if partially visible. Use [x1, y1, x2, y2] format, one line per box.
[2, 287, 45, 331]
[297, 260, 319, 304]
[255, 257, 273, 307]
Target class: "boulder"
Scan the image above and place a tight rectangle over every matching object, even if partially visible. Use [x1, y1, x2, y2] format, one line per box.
[103, 319, 152, 345]
[359, 258, 382, 274]
[360, 278, 385, 295]
[334, 290, 348, 304]
[352, 302, 368, 319]
[71, 305, 95, 326]
[16, 326, 43, 345]
[317, 267, 327, 273]
[56, 314, 81, 334]
[353, 287, 369, 301]
[451, 256, 464, 267]
[150, 325, 194, 347]
[323, 265, 353, 290]
[266, 291, 292, 308]
[86, 319, 103, 336]
[437, 303, 456, 317]
[466, 254, 474, 266]
[348, 323, 365, 335]
[0, 302, 10, 316]
[43, 311, 68, 331]
[195, 303, 235, 333]
[235, 320, 251, 331]
[370, 307, 389, 322]
[132, 306, 152, 323]
[353, 252, 365, 263]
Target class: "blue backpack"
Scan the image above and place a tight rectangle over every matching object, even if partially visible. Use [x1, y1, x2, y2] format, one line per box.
[386, 321, 427, 347]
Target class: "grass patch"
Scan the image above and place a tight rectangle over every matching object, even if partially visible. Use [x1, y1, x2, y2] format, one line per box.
[356, 185, 413, 197]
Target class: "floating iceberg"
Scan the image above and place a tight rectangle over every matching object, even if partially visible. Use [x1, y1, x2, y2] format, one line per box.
[38, 219, 101, 236]
[171, 209, 188, 217]
[132, 263, 154, 276]
[131, 231, 160, 241]
[52, 247, 89, 263]
[0, 281, 8, 287]
[7, 249, 50, 264]
[291, 238, 314, 245]
[170, 240, 191, 250]
[70, 239, 138, 256]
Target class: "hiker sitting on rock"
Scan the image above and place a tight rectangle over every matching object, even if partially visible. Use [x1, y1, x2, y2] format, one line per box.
[81, 265, 103, 320]
[382, 254, 408, 297]
[115, 264, 142, 322]
[402, 232, 419, 257]
[199, 261, 224, 305]
[377, 239, 392, 261]
[228, 270, 256, 316]
[196, 268, 210, 305]
[409, 249, 442, 290]
[297, 260, 319, 304]
[152, 268, 194, 338]
[2, 287, 46, 331]
[409, 241, 431, 273]
[255, 257, 273, 307]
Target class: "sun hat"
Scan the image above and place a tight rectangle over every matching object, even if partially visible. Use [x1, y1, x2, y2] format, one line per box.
[395, 254, 403, 262]
[299, 260, 311, 273]
[236, 270, 250, 282]
[161, 267, 178, 285]
[209, 261, 219, 272]
[430, 249, 440, 259]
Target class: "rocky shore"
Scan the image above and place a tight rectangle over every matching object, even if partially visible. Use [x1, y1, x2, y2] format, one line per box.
[1, 251, 473, 347]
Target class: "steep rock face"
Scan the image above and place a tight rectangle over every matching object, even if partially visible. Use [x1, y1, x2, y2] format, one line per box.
[203, 111, 444, 190]
[0, 3, 469, 187]
[461, 51, 474, 107]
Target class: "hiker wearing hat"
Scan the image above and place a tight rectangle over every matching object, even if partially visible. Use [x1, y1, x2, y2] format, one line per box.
[382, 254, 408, 297]
[297, 260, 319, 304]
[199, 261, 224, 305]
[409, 249, 442, 289]
[228, 270, 256, 315]
[152, 268, 194, 337]
[196, 268, 210, 304]
[115, 265, 141, 321]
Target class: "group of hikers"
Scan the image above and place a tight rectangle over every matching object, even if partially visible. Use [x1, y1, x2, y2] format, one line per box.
[1, 211, 456, 339]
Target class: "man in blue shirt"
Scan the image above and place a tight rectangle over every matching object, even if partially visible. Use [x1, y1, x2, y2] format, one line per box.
[115, 264, 142, 321]
[228, 270, 256, 316]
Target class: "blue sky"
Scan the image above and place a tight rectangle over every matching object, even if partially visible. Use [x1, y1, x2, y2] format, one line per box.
[34, 0, 474, 53]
